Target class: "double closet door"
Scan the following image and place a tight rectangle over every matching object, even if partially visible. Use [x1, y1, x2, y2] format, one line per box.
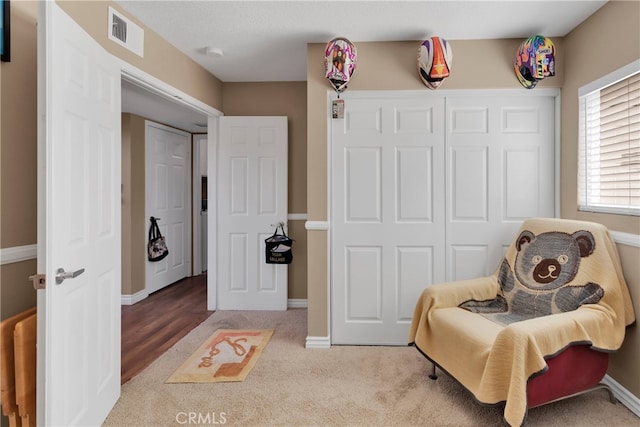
[331, 92, 556, 345]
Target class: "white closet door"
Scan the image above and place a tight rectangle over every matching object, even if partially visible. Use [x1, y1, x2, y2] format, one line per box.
[331, 92, 556, 345]
[146, 121, 192, 293]
[331, 95, 446, 345]
[445, 95, 555, 281]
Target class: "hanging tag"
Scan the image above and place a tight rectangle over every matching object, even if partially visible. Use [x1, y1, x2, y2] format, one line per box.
[332, 99, 345, 119]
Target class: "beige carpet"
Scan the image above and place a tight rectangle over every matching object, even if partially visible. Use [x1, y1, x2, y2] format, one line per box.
[105, 309, 638, 426]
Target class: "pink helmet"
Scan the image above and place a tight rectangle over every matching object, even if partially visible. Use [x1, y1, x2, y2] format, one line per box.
[324, 37, 357, 93]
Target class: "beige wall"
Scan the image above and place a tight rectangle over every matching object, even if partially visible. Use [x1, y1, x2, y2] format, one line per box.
[0, 0, 223, 319]
[1, 0, 638, 416]
[0, 1, 38, 322]
[561, 1, 640, 234]
[121, 114, 147, 296]
[0, 260, 37, 319]
[0, 5, 38, 427]
[57, 0, 223, 111]
[222, 82, 308, 299]
[306, 3, 639, 399]
[560, 0, 640, 397]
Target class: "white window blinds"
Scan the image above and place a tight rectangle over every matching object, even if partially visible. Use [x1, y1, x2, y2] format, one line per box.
[579, 71, 640, 216]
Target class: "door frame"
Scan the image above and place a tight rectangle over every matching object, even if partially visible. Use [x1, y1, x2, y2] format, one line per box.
[119, 62, 222, 312]
[326, 88, 561, 345]
[192, 133, 208, 276]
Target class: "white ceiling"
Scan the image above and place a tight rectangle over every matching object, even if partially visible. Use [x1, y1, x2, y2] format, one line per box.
[118, 0, 607, 131]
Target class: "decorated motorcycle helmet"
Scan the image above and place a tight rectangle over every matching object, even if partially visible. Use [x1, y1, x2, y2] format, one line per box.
[417, 36, 453, 90]
[514, 35, 555, 89]
[324, 37, 357, 93]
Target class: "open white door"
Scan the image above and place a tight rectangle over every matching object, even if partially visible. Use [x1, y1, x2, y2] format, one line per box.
[37, 3, 121, 425]
[217, 117, 288, 310]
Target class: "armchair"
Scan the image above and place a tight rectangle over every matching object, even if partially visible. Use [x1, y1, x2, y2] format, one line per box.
[409, 218, 635, 426]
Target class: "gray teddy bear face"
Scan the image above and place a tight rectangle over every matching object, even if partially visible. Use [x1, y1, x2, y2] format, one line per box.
[514, 230, 596, 291]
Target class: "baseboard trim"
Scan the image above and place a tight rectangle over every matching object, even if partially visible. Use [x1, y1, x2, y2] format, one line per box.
[121, 289, 149, 305]
[305, 336, 331, 349]
[602, 374, 640, 417]
[288, 299, 308, 308]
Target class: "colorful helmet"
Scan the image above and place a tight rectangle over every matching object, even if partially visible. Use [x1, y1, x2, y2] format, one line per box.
[417, 37, 453, 90]
[514, 35, 555, 89]
[324, 37, 357, 93]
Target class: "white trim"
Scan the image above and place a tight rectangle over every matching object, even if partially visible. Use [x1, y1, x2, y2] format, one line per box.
[337, 88, 561, 100]
[0, 244, 38, 265]
[305, 221, 329, 231]
[602, 374, 640, 418]
[120, 289, 148, 306]
[207, 117, 219, 311]
[287, 213, 308, 221]
[192, 134, 202, 276]
[554, 94, 561, 218]
[120, 61, 222, 118]
[118, 57, 222, 312]
[326, 93, 334, 346]
[579, 206, 640, 217]
[287, 299, 308, 308]
[610, 231, 640, 248]
[579, 60, 640, 97]
[305, 336, 331, 349]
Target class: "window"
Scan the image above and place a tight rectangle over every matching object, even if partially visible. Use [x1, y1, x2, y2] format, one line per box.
[579, 61, 640, 216]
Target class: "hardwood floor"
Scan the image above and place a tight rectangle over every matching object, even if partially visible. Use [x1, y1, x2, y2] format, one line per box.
[121, 274, 211, 384]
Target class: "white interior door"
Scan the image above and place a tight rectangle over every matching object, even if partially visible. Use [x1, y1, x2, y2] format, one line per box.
[37, 3, 120, 425]
[331, 95, 446, 345]
[445, 95, 556, 280]
[146, 121, 191, 293]
[217, 116, 288, 310]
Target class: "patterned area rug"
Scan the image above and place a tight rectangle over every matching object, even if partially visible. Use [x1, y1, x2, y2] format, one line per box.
[166, 329, 273, 383]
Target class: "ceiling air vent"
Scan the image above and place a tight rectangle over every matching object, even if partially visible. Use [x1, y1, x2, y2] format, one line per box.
[108, 7, 144, 58]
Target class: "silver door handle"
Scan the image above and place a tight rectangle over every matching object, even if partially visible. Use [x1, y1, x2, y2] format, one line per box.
[56, 267, 85, 285]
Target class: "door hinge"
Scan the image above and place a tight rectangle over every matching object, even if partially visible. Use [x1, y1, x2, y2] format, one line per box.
[29, 274, 46, 290]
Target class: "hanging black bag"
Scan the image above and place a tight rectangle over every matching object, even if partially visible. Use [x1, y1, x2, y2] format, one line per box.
[264, 223, 293, 264]
[148, 216, 169, 262]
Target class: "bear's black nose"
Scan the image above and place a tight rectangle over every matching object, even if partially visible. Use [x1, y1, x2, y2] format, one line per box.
[533, 259, 560, 283]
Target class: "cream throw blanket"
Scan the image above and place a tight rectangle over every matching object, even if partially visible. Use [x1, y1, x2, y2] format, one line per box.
[408, 218, 635, 426]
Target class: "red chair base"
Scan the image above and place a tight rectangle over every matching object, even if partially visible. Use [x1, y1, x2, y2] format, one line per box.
[527, 345, 610, 408]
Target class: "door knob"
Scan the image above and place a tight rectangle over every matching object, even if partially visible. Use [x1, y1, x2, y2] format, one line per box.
[55, 267, 85, 285]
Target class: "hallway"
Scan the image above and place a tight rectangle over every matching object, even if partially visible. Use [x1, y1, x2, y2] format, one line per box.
[121, 274, 211, 384]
